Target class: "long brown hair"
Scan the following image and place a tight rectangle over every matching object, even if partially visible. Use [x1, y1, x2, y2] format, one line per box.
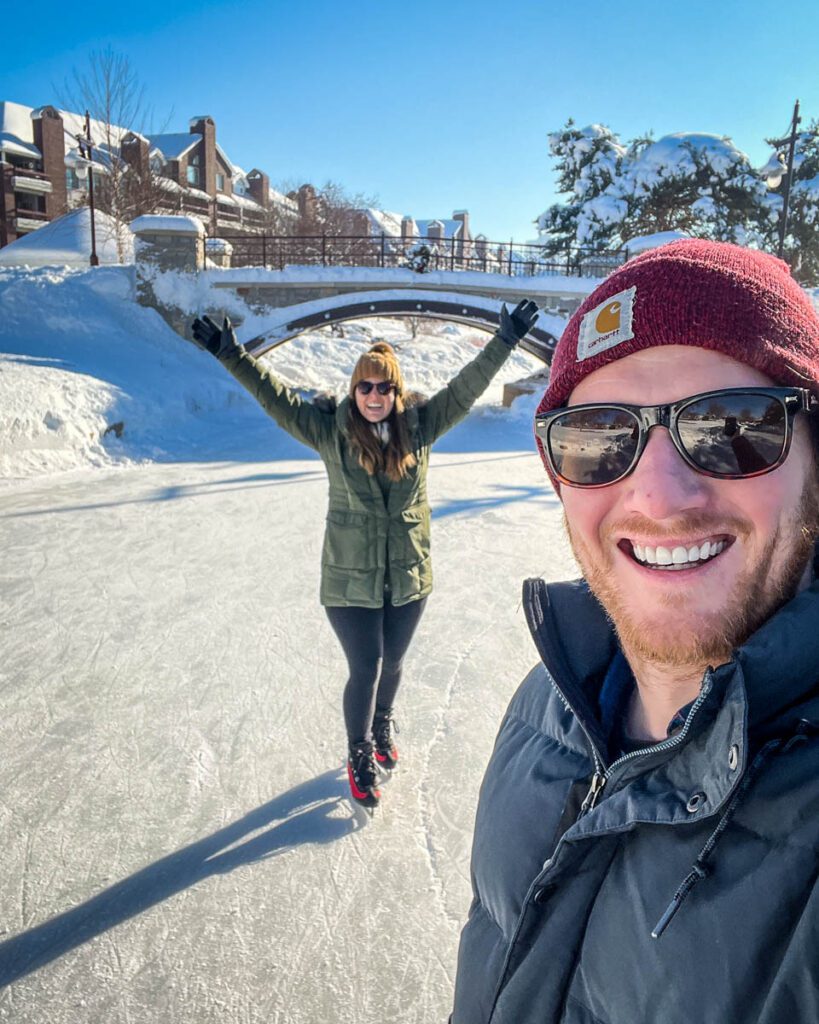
[347, 342, 417, 481]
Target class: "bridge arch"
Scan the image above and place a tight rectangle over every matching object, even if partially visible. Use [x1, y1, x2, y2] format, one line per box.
[244, 290, 564, 363]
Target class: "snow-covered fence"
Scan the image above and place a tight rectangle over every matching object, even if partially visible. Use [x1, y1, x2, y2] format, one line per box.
[207, 232, 630, 278]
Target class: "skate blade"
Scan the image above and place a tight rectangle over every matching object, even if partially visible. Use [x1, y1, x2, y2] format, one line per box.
[349, 798, 378, 822]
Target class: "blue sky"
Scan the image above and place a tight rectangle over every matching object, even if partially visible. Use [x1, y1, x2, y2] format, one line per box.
[3, 0, 818, 242]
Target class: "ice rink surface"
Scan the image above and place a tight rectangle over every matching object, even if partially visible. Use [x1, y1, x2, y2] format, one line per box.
[0, 267, 576, 1022]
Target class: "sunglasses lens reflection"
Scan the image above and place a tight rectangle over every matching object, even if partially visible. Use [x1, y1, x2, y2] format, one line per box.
[545, 392, 791, 486]
[678, 395, 786, 476]
[548, 408, 640, 485]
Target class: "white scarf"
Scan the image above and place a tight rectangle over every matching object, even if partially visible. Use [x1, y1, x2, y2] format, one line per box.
[371, 421, 390, 446]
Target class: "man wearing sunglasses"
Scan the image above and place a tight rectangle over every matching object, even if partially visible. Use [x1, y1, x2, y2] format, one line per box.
[452, 240, 819, 1024]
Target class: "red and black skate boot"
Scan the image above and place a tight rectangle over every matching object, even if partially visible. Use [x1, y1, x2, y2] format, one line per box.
[373, 710, 399, 771]
[347, 741, 381, 810]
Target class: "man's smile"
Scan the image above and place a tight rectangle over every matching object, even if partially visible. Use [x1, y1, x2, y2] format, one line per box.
[619, 535, 734, 571]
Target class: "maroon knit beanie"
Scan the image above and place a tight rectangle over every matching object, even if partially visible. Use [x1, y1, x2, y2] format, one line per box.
[535, 239, 819, 486]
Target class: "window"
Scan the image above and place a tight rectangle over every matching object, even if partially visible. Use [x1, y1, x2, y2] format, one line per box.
[9, 154, 41, 171]
[187, 153, 202, 187]
[16, 192, 46, 213]
[216, 173, 225, 191]
[66, 168, 80, 191]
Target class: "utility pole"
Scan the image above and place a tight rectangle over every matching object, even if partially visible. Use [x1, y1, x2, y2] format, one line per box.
[770, 100, 801, 261]
[76, 111, 100, 267]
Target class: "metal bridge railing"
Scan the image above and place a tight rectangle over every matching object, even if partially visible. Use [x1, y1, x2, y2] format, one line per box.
[204, 232, 629, 278]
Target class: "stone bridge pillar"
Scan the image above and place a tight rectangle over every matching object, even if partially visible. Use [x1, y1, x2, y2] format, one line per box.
[130, 215, 205, 336]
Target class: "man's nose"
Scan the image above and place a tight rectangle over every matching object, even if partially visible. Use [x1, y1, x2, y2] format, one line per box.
[622, 427, 710, 519]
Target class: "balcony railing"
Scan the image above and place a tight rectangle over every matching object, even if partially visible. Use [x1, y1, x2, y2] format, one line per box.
[13, 207, 49, 221]
[13, 209, 50, 231]
[12, 174, 53, 195]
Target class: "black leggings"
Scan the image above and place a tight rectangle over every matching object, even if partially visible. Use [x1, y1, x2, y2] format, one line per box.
[325, 597, 428, 746]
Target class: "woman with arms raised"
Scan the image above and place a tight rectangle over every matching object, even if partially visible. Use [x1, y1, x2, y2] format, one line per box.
[191, 303, 539, 810]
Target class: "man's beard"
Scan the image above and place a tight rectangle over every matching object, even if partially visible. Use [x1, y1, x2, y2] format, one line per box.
[566, 484, 819, 670]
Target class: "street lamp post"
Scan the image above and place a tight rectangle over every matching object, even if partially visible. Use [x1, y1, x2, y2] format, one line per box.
[76, 111, 99, 267]
[768, 100, 801, 261]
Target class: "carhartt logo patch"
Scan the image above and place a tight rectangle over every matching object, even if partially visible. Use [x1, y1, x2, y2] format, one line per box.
[577, 286, 637, 362]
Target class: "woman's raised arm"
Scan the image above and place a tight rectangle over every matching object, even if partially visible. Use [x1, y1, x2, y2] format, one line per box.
[192, 315, 333, 452]
[419, 300, 539, 445]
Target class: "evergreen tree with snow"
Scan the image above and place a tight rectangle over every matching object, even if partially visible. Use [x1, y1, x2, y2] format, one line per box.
[537, 125, 774, 258]
[618, 134, 772, 246]
[536, 120, 626, 256]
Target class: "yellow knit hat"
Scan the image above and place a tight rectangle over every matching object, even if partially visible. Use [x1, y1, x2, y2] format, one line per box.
[349, 341, 404, 399]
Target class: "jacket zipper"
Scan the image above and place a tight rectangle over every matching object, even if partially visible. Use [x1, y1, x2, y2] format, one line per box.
[525, 577, 714, 817]
[592, 671, 714, 806]
[492, 582, 715, 1020]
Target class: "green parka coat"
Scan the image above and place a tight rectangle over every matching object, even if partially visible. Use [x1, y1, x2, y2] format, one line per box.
[221, 333, 513, 608]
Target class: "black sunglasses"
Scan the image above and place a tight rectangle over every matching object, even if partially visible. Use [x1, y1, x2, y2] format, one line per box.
[356, 380, 396, 396]
[535, 386, 818, 488]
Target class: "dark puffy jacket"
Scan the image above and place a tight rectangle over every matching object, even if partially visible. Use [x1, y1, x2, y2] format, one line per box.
[222, 334, 512, 607]
[453, 559, 819, 1024]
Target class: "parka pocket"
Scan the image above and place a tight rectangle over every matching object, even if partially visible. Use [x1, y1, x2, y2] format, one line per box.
[392, 505, 431, 566]
[322, 509, 377, 569]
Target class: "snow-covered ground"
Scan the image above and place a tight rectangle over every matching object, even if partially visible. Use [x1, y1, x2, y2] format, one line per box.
[0, 266, 575, 1023]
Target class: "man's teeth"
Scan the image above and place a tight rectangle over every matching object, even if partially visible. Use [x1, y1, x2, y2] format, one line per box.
[632, 539, 726, 570]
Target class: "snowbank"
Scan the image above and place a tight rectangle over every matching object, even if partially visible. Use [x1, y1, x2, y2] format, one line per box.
[0, 208, 132, 268]
[0, 265, 548, 482]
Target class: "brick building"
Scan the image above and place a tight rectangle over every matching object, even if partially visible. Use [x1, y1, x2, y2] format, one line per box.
[0, 101, 297, 249]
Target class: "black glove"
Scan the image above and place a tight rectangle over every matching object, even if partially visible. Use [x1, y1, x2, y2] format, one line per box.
[312, 392, 338, 414]
[497, 299, 539, 348]
[191, 314, 241, 360]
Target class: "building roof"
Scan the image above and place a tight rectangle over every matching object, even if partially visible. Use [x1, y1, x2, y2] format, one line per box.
[146, 133, 200, 160]
[0, 101, 44, 159]
[214, 143, 233, 173]
[0, 100, 132, 170]
[360, 208, 405, 237]
[415, 218, 463, 240]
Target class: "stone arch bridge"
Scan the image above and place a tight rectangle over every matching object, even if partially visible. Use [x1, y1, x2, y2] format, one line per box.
[131, 218, 611, 364]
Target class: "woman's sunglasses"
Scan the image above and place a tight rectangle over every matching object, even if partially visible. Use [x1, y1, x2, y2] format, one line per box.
[535, 386, 818, 488]
[356, 380, 396, 396]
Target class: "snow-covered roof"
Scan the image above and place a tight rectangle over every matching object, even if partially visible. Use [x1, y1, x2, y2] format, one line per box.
[360, 208, 405, 237]
[0, 101, 43, 160]
[146, 133, 200, 160]
[215, 143, 233, 173]
[415, 218, 463, 240]
[0, 207, 132, 266]
[271, 187, 298, 211]
[159, 177, 185, 194]
[0, 101, 133, 168]
[230, 167, 297, 213]
[1, 98, 296, 219]
[231, 193, 263, 210]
